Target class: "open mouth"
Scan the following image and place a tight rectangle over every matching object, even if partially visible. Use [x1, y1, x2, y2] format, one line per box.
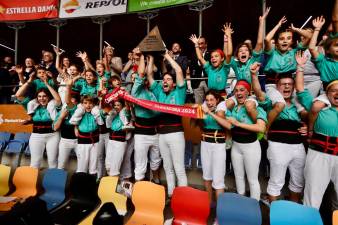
[163, 83, 169, 88]
[283, 90, 291, 95]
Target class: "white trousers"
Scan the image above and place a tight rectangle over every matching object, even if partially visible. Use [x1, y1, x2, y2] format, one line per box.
[267, 141, 306, 196]
[106, 140, 127, 176]
[201, 141, 226, 190]
[304, 149, 338, 209]
[97, 133, 109, 178]
[120, 137, 135, 179]
[134, 134, 162, 181]
[57, 137, 77, 169]
[231, 140, 261, 200]
[76, 142, 99, 174]
[29, 132, 60, 169]
[159, 132, 187, 196]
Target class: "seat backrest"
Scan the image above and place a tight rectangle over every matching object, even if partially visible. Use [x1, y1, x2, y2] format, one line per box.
[171, 186, 210, 225]
[42, 168, 67, 196]
[0, 132, 11, 142]
[93, 202, 123, 225]
[10, 166, 38, 198]
[270, 200, 323, 225]
[14, 132, 31, 144]
[0, 164, 11, 196]
[5, 141, 24, 153]
[333, 210, 338, 225]
[70, 172, 98, 202]
[98, 176, 117, 203]
[132, 181, 165, 216]
[217, 193, 262, 225]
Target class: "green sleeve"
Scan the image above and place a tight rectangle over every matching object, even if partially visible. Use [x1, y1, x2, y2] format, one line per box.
[296, 90, 313, 112]
[149, 81, 162, 100]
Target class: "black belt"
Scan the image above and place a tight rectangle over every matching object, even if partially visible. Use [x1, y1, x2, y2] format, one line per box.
[231, 127, 257, 143]
[109, 130, 126, 142]
[33, 121, 54, 133]
[310, 132, 338, 156]
[78, 130, 100, 144]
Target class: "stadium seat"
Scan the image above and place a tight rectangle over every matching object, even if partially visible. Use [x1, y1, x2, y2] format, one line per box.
[39, 168, 67, 211]
[0, 166, 38, 212]
[50, 172, 99, 225]
[217, 193, 262, 225]
[171, 186, 210, 225]
[126, 181, 165, 225]
[93, 202, 123, 225]
[270, 200, 323, 225]
[0, 132, 11, 150]
[0, 164, 11, 196]
[78, 176, 127, 225]
[333, 210, 338, 225]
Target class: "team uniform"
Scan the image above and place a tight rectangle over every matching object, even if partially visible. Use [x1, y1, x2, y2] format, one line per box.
[228, 106, 267, 200]
[259, 95, 306, 197]
[297, 89, 338, 209]
[73, 78, 98, 97]
[150, 80, 188, 196]
[69, 106, 103, 174]
[203, 61, 230, 96]
[54, 104, 78, 169]
[105, 108, 130, 177]
[131, 74, 161, 181]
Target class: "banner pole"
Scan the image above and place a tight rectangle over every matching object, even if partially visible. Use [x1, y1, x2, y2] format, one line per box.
[138, 11, 158, 35]
[189, 0, 213, 37]
[7, 22, 25, 65]
[92, 16, 111, 60]
[49, 19, 67, 49]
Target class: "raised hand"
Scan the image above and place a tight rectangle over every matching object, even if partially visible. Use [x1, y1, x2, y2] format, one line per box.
[189, 34, 200, 45]
[53, 46, 63, 55]
[295, 51, 308, 66]
[226, 117, 240, 126]
[222, 22, 234, 37]
[201, 104, 210, 114]
[15, 65, 23, 74]
[312, 16, 325, 29]
[278, 16, 287, 26]
[250, 62, 261, 75]
[259, 7, 271, 21]
[76, 51, 88, 61]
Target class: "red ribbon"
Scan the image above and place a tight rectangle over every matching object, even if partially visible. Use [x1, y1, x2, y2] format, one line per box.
[104, 87, 204, 119]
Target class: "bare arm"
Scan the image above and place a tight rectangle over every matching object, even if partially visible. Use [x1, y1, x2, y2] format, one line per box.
[309, 16, 326, 59]
[163, 52, 184, 86]
[53, 47, 64, 74]
[43, 77, 61, 106]
[228, 117, 266, 133]
[146, 55, 155, 86]
[15, 74, 35, 98]
[250, 62, 266, 102]
[53, 109, 68, 131]
[290, 24, 312, 46]
[189, 34, 207, 66]
[76, 51, 95, 71]
[255, 7, 271, 52]
[294, 51, 308, 93]
[15, 65, 26, 84]
[222, 23, 234, 64]
[265, 16, 287, 52]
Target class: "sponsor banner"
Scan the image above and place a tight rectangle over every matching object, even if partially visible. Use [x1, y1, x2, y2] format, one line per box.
[0, 0, 58, 21]
[0, 105, 32, 133]
[59, 0, 127, 18]
[104, 87, 204, 119]
[128, 0, 196, 12]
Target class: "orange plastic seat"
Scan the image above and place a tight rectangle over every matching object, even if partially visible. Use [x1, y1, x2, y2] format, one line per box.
[333, 210, 338, 225]
[0, 164, 11, 196]
[0, 166, 38, 211]
[126, 181, 165, 225]
[78, 176, 127, 225]
[171, 186, 210, 225]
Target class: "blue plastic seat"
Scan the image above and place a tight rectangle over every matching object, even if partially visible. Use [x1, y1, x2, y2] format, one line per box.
[5, 141, 25, 154]
[39, 168, 68, 211]
[12, 132, 31, 145]
[270, 200, 323, 225]
[0, 132, 11, 150]
[217, 193, 262, 225]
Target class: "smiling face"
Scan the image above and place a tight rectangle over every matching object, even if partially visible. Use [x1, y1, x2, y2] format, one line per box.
[82, 99, 94, 112]
[25, 58, 34, 68]
[327, 83, 338, 107]
[162, 74, 175, 93]
[237, 45, 251, 63]
[69, 65, 78, 77]
[111, 77, 121, 88]
[205, 93, 219, 110]
[198, 37, 207, 52]
[277, 77, 294, 99]
[96, 63, 105, 76]
[37, 90, 49, 106]
[171, 43, 181, 54]
[62, 57, 70, 68]
[85, 71, 96, 84]
[210, 51, 224, 68]
[37, 68, 47, 80]
[234, 85, 249, 104]
[43, 51, 53, 63]
[113, 101, 123, 113]
[277, 31, 293, 53]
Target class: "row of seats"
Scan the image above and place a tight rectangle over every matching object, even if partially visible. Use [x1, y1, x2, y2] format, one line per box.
[1, 164, 336, 225]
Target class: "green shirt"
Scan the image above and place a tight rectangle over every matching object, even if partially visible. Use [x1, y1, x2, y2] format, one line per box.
[32, 79, 56, 91]
[259, 95, 301, 122]
[264, 44, 306, 75]
[53, 104, 77, 127]
[131, 74, 159, 119]
[204, 61, 230, 91]
[230, 50, 262, 83]
[227, 105, 267, 125]
[203, 113, 222, 130]
[32, 106, 52, 122]
[15, 97, 30, 110]
[97, 71, 111, 89]
[110, 114, 124, 132]
[74, 78, 98, 96]
[312, 53, 338, 85]
[297, 90, 338, 137]
[150, 81, 186, 105]
[78, 112, 98, 133]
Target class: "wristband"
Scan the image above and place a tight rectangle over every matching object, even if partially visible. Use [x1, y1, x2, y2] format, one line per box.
[195, 45, 199, 48]
[314, 28, 320, 31]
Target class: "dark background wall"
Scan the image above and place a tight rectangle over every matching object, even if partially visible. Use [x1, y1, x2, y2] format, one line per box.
[0, 0, 334, 65]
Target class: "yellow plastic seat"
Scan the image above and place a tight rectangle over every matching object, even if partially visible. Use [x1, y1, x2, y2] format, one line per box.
[126, 181, 165, 225]
[0, 164, 11, 196]
[0, 166, 38, 211]
[78, 176, 127, 225]
[333, 210, 338, 225]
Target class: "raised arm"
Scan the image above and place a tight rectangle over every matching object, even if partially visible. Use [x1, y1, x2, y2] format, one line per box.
[42, 77, 61, 106]
[15, 73, 35, 99]
[189, 34, 207, 66]
[202, 105, 232, 130]
[53, 47, 65, 74]
[250, 62, 266, 102]
[53, 109, 68, 131]
[222, 22, 234, 64]
[15, 65, 26, 84]
[228, 117, 266, 133]
[76, 51, 95, 71]
[255, 7, 271, 52]
[146, 55, 155, 86]
[290, 24, 313, 46]
[135, 49, 145, 78]
[294, 51, 308, 93]
[309, 16, 326, 59]
[265, 16, 287, 52]
[163, 51, 184, 86]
